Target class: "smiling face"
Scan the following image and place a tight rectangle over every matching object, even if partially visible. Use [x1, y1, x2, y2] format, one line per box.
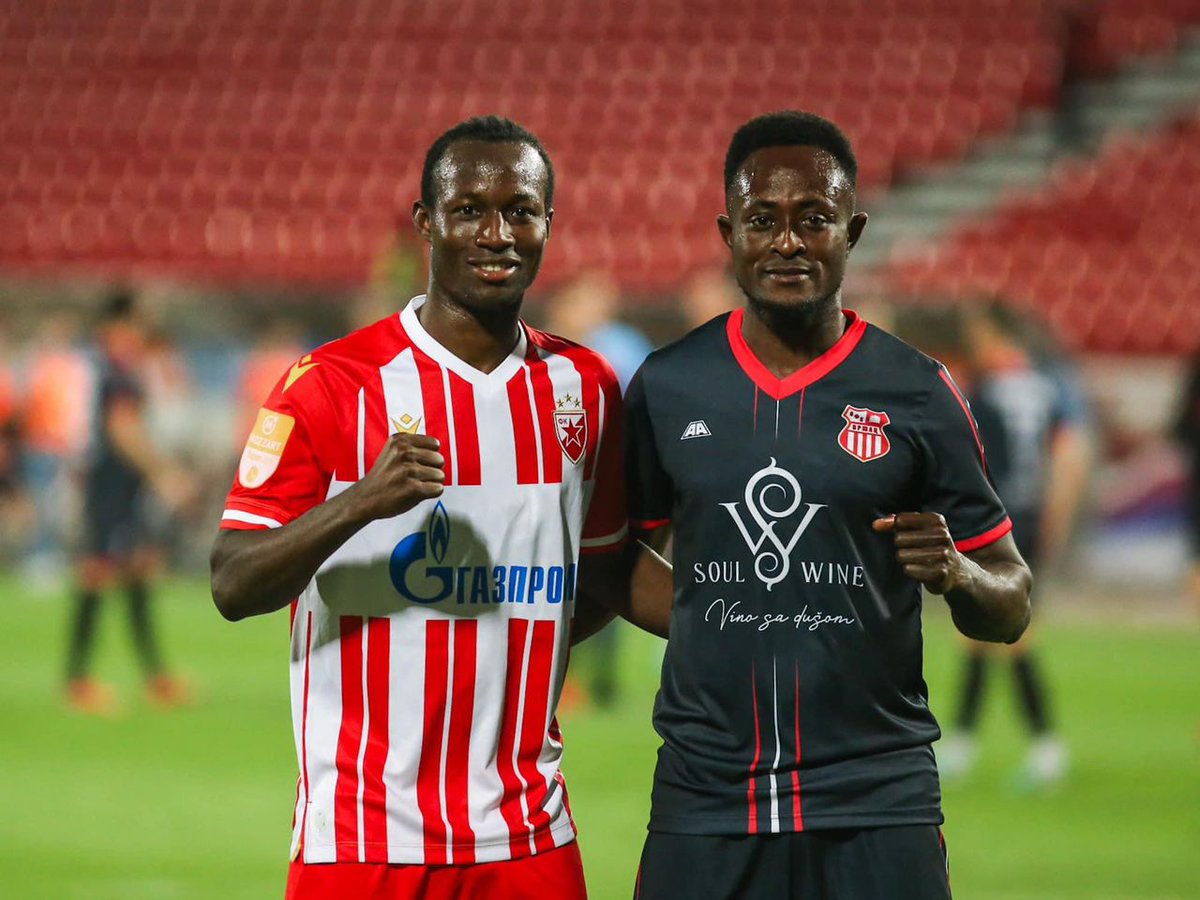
[413, 140, 552, 315]
[718, 144, 867, 320]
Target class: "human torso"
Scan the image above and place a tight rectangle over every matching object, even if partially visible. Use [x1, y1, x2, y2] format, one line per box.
[222, 298, 625, 864]
[627, 311, 1008, 835]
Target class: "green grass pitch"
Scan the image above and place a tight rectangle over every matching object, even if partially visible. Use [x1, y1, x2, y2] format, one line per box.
[0, 574, 1195, 899]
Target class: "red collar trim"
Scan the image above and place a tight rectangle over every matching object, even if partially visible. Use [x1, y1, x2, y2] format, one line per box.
[726, 308, 867, 400]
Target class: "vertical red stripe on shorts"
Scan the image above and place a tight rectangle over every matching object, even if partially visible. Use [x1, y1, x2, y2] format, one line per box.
[444, 621, 478, 864]
[448, 372, 481, 486]
[506, 371, 540, 485]
[414, 349, 453, 485]
[792, 663, 804, 831]
[333, 617, 365, 860]
[496, 618, 532, 856]
[362, 369, 390, 468]
[748, 663, 761, 834]
[416, 620, 450, 864]
[361, 617, 391, 861]
[518, 620, 558, 853]
[525, 347, 563, 485]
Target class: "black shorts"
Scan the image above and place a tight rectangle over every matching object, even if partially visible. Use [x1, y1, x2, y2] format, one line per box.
[82, 485, 151, 560]
[634, 826, 951, 900]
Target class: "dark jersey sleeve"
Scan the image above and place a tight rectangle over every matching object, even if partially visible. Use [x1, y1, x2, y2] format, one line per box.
[918, 368, 1012, 552]
[624, 367, 674, 533]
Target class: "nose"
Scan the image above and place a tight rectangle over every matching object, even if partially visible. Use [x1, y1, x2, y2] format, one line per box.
[772, 222, 806, 258]
[476, 211, 514, 250]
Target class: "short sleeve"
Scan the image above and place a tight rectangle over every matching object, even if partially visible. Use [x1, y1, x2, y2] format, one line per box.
[624, 367, 673, 535]
[918, 368, 1012, 552]
[221, 365, 336, 531]
[580, 363, 628, 555]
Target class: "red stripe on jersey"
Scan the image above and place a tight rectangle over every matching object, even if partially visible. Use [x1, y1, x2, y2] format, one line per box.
[506, 371, 540, 485]
[938, 368, 987, 471]
[519, 620, 559, 854]
[361, 617, 391, 861]
[548, 716, 576, 826]
[748, 664, 761, 834]
[447, 372, 481, 486]
[445, 621, 478, 863]
[333, 617, 365, 860]
[526, 346, 563, 485]
[496, 619, 532, 856]
[955, 516, 1013, 553]
[792, 664, 804, 831]
[363, 369, 389, 473]
[297, 611, 314, 856]
[414, 349, 454, 485]
[416, 620, 451, 864]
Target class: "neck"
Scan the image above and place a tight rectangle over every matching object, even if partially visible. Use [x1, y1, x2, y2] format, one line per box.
[741, 296, 846, 379]
[418, 286, 523, 373]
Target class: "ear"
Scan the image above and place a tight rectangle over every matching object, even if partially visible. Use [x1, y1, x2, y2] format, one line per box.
[412, 201, 432, 243]
[847, 211, 868, 251]
[716, 213, 733, 249]
[544, 207, 553, 241]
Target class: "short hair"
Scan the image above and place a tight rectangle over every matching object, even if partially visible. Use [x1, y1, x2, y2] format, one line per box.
[98, 288, 136, 324]
[421, 115, 555, 208]
[724, 110, 858, 196]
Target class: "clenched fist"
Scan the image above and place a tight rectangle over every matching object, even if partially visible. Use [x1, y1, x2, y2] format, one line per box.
[872, 512, 967, 595]
[356, 433, 445, 520]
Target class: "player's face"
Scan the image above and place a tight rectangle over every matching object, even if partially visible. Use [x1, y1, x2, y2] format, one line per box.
[718, 145, 867, 317]
[414, 140, 552, 314]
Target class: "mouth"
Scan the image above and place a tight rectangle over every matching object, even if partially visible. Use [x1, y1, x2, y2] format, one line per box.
[763, 265, 815, 281]
[469, 258, 521, 284]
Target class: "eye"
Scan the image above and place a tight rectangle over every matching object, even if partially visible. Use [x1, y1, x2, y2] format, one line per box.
[748, 214, 773, 229]
[511, 206, 535, 219]
[455, 204, 478, 217]
[805, 215, 830, 228]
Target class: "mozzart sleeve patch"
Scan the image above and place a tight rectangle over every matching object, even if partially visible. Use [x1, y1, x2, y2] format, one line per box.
[238, 407, 296, 488]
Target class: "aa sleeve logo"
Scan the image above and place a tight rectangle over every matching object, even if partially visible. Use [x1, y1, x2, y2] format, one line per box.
[238, 407, 296, 488]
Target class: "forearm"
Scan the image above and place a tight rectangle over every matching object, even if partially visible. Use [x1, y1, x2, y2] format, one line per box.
[211, 487, 375, 620]
[575, 538, 673, 641]
[943, 557, 1032, 644]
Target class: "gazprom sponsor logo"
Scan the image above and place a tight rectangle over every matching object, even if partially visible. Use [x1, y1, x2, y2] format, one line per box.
[389, 501, 576, 606]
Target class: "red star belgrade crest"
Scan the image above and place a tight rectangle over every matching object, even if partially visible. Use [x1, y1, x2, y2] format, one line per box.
[838, 404, 891, 462]
[554, 394, 587, 464]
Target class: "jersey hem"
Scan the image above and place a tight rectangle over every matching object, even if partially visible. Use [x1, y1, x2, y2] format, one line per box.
[648, 807, 944, 834]
[298, 818, 578, 865]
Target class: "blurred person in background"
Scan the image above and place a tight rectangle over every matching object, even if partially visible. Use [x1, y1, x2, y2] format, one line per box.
[0, 318, 34, 560]
[20, 311, 92, 583]
[235, 318, 306, 455]
[936, 300, 1091, 790]
[65, 290, 198, 715]
[1171, 349, 1200, 614]
[543, 269, 652, 391]
[679, 264, 738, 333]
[210, 116, 668, 899]
[625, 111, 1030, 900]
[543, 270, 653, 709]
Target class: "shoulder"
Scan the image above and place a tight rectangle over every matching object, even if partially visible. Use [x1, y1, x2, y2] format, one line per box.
[857, 320, 946, 382]
[279, 314, 410, 405]
[525, 324, 621, 393]
[638, 312, 732, 380]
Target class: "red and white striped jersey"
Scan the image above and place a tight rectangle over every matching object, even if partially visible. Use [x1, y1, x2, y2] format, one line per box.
[221, 297, 627, 865]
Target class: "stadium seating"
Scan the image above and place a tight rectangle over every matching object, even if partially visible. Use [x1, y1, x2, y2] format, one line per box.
[885, 115, 1200, 355]
[1, 0, 1197, 291]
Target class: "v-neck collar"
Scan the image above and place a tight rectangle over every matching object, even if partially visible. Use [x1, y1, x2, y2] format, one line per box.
[726, 307, 867, 400]
[400, 295, 529, 386]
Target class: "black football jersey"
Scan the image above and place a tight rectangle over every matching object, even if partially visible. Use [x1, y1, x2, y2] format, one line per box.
[625, 309, 1011, 835]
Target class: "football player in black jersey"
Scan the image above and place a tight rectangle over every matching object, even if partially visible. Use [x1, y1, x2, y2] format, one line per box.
[622, 111, 1032, 899]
